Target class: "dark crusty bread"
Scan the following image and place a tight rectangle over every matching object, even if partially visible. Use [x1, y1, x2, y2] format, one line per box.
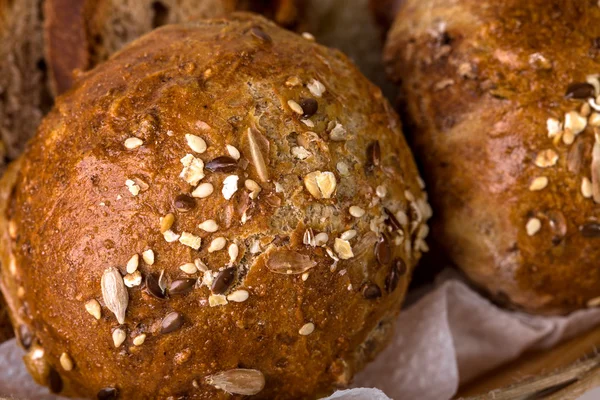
[2, 13, 429, 399]
[44, 0, 302, 95]
[384, 0, 600, 314]
[0, 0, 51, 161]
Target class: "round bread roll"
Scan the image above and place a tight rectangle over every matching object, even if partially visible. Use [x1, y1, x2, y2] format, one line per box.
[384, 0, 600, 314]
[0, 13, 429, 399]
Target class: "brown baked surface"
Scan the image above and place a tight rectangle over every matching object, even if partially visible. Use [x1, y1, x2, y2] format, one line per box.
[384, 0, 600, 314]
[2, 13, 429, 399]
[44, 0, 303, 95]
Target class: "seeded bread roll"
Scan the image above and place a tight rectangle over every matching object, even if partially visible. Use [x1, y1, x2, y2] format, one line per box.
[1, 13, 429, 399]
[384, 0, 600, 314]
[44, 0, 302, 95]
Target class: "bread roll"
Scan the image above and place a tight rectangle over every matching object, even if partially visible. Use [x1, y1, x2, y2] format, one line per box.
[44, 0, 302, 95]
[384, 0, 600, 314]
[1, 13, 429, 398]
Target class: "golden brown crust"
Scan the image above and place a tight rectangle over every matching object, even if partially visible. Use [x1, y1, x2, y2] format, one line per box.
[2, 13, 428, 399]
[385, 0, 600, 314]
[44, 0, 303, 96]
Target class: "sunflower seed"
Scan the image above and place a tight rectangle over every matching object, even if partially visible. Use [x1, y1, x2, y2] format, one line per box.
[179, 263, 198, 274]
[133, 334, 146, 346]
[85, 299, 101, 320]
[161, 312, 184, 334]
[227, 290, 249, 302]
[185, 134, 207, 153]
[124, 137, 143, 149]
[246, 128, 269, 182]
[206, 156, 238, 173]
[362, 283, 382, 299]
[299, 322, 315, 336]
[206, 369, 265, 395]
[222, 175, 239, 200]
[375, 235, 391, 265]
[179, 154, 205, 186]
[112, 328, 126, 348]
[212, 267, 236, 294]
[266, 250, 316, 274]
[169, 279, 197, 295]
[97, 387, 118, 400]
[101, 267, 128, 324]
[126, 254, 139, 274]
[192, 182, 214, 198]
[174, 194, 196, 212]
[142, 249, 154, 265]
[179, 232, 201, 250]
[226, 145, 241, 160]
[307, 79, 326, 97]
[59, 353, 73, 371]
[145, 273, 166, 299]
[160, 213, 175, 233]
[198, 219, 219, 232]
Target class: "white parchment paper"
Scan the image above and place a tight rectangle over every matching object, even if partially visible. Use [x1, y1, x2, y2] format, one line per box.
[2, 271, 600, 400]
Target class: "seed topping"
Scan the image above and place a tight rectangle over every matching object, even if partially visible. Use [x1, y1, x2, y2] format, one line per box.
[101, 267, 128, 324]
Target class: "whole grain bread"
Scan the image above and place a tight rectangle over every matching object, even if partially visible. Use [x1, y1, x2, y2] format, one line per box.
[384, 0, 600, 314]
[44, 0, 303, 95]
[2, 13, 430, 399]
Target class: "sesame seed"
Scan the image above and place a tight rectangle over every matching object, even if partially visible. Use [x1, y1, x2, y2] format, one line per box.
[133, 334, 146, 346]
[163, 229, 180, 243]
[179, 263, 198, 274]
[301, 119, 315, 127]
[340, 230, 357, 241]
[287, 99, 304, 115]
[222, 175, 239, 200]
[301, 32, 315, 41]
[534, 149, 559, 168]
[179, 232, 202, 250]
[314, 232, 329, 246]
[301, 272, 309, 281]
[227, 290, 249, 302]
[142, 249, 154, 265]
[226, 145, 241, 160]
[529, 176, 548, 191]
[307, 79, 326, 97]
[60, 353, 73, 371]
[582, 177, 593, 198]
[198, 219, 219, 232]
[185, 134, 207, 153]
[84, 299, 101, 320]
[526, 218, 542, 236]
[208, 237, 227, 253]
[299, 322, 315, 336]
[125, 179, 140, 196]
[126, 254, 139, 274]
[349, 206, 365, 218]
[124, 137, 143, 149]
[376, 185, 387, 198]
[192, 182, 214, 198]
[228, 243, 239, 263]
[112, 329, 126, 348]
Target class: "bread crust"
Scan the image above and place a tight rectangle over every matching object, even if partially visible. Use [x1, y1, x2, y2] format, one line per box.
[384, 0, 600, 314]
[44, 0, 303, 95]
[3, 13, 428, 398]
